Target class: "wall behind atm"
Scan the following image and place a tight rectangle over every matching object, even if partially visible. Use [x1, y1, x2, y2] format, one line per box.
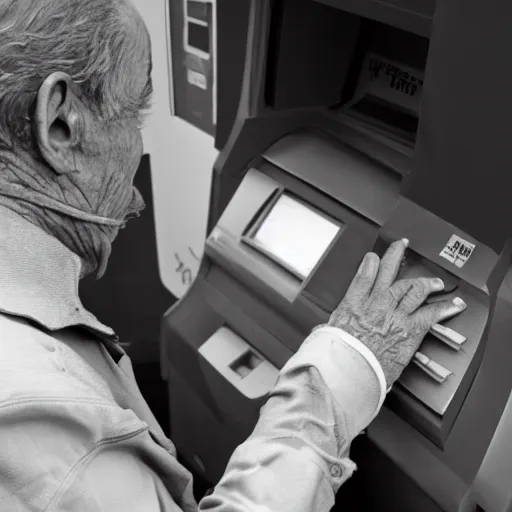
[133, 0, 219, 299]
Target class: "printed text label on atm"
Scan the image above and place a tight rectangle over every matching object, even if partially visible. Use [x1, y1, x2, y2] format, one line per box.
[439, 235, 475, 268]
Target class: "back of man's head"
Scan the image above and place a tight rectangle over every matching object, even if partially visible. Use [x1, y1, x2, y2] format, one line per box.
[0, 0, 147, 154]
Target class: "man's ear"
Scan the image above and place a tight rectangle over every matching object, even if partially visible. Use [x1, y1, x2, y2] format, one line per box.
[34, 72, 83, 175]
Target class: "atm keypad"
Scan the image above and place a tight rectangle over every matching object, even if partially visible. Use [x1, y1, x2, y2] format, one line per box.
[376, 241, 485, 414]
[398, 252, 465, 382]
[400, 287, 486, 415]
[413, 352, 452, 383]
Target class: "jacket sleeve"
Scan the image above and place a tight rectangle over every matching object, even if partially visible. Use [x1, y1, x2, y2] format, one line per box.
[198, 326, 387, 512]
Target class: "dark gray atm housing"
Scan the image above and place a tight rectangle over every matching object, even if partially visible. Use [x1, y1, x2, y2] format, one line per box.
[161, 1, 512, 510]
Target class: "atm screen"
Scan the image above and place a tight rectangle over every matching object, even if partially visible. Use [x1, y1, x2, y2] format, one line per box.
[188, 21, 210, 54]
[249, 194, 341, 279]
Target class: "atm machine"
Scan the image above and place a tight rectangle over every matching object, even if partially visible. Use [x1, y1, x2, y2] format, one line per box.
[161, 0, 512, 510]
[167, 0, 216, 135]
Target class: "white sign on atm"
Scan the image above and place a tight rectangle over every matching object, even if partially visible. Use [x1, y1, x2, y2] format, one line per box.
[355, 53, 424, 115]
[439, 234, 476, 268]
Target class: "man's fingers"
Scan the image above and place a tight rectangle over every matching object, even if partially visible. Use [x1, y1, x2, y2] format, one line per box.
[344, 252, 380, 302]
[393, 277, 445, 314]
[374, 238, 409, 291]
[413, 297, 467, 329]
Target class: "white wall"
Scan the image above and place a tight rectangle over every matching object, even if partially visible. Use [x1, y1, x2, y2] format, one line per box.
[131, 0, 218, 298]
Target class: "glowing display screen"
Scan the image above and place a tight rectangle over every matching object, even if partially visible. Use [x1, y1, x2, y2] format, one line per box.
[250, 194, 341, 279]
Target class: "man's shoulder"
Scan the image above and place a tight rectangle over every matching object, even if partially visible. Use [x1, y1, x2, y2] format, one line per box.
[0, 313, 64, 383]
[0, 311, 143, 422]
[0, 313, 151, 511]
[0, 312, 58, 360]
[0, 313, 111, 405]
[0, 313, 71, 392]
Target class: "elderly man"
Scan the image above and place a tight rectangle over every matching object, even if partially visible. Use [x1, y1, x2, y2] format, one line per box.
[0, 0, 466, 510]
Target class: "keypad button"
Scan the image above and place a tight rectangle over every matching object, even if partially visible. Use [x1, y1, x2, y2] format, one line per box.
[430, 324, 467, 350]
[413, 352, 452, 383]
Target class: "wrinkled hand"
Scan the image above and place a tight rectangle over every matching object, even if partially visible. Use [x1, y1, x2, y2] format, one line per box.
[327, 239, 467, 387]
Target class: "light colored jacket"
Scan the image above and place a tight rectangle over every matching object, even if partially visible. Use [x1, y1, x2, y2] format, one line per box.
[0, 206, 386, 511]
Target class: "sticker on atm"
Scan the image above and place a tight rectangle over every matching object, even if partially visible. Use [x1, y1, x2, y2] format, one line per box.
[439, 235, 476, 268]
[187, 69, 207, 90]
[354, 53, 424, 115]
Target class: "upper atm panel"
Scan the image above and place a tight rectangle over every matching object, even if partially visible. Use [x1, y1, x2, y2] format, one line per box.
[338, 20, 429, 145]
[314, 0, 437, 37]
[265, 0, 432, 147]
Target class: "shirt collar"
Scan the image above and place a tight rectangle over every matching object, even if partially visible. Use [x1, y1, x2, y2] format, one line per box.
[0, 206, 116, 340]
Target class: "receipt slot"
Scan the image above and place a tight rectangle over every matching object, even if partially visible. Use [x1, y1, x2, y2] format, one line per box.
[199, 327, 279, 399]
[163, 313, 286, 481]
[161, 0, 512, 510]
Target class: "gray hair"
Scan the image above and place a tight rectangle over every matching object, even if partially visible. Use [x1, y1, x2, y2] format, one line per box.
[0, 0, 149, 152]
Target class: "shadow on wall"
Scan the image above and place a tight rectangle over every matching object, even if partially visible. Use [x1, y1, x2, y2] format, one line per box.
[79, 154, 177, 363]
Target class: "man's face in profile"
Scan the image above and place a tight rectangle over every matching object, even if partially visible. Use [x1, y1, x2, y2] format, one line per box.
[66, 2, 154, 232]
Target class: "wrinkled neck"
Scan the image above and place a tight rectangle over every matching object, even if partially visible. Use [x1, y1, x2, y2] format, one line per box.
[0, 150, 120, 278]
[0, 195, 112, 278]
